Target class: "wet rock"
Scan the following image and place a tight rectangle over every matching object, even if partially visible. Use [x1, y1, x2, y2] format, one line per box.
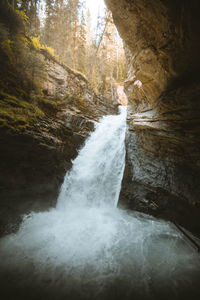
[0, 55, 116, 236]
[106, 0, 200, 236]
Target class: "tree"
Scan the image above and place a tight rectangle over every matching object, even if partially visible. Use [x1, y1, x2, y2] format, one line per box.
[7, 0, 127, 96]
[14, 1, 41, 34]
[44, 0, 54, 45]
[76, 10, 86, 73]
[89, 9, 112, 90]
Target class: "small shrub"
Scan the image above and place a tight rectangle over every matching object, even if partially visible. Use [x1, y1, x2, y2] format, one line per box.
[42, 45, 55, 57]
[31, 36, 55, 57]
[16, 10, 29, 25]
[31, 36, 42, 51]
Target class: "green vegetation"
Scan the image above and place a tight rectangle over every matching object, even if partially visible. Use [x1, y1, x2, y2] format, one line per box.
[31, 36, 55, 58]
[0, 90, 44, 131]
[38, 97, 65, 116]
[0, 3, 47, 131]
[64, 94, 93, 115]
[0, 1, 127, 133]
[0, 3, 94, 133]
[42, 0, 127, 96]
[0, 4, 46, 94]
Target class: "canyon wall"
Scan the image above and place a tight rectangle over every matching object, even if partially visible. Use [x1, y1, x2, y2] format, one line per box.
[0, 54, 116, 236]
[106, 0, 200, 235]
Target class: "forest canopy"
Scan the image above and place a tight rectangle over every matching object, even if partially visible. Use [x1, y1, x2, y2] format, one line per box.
[0, 1, 127, 131]
[2, 0, 127, 96]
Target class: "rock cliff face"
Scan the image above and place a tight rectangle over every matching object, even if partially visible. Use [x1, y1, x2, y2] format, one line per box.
[0, 54, 116, 236]
[106, 0, 200, 235]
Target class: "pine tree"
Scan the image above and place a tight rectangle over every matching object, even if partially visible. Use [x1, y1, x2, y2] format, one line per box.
[77, 10, 86, 73]
[85, 8, 92, 47]
[44, 0, 54, 46]
[18, 0, 40, 34]
[18, 0, 128, 93]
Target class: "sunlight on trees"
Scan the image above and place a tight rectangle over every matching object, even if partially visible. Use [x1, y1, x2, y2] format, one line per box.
[42, 1, 128, 93]
[2, 1, 127, 98]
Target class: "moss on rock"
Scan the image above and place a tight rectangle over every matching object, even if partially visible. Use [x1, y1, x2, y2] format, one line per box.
[64, 94, 93, 114]
[0, 90, 44, 131]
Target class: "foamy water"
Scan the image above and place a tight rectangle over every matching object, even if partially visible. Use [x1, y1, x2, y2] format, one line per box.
[0, 106, 200, 300]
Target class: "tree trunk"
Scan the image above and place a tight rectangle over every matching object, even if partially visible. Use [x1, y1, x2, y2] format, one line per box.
[90, 16, 109, 86]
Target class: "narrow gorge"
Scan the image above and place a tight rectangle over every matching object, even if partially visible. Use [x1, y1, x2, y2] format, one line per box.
[105, 0, 200, 236]
[0, 54, 118, 235]
[0, 0, 200, 299]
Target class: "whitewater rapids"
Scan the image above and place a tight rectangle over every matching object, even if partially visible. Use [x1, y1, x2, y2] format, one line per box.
[0, 106, 200, 300]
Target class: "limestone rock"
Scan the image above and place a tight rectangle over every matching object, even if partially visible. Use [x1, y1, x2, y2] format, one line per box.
[0, 54, 116, 236]
[106, 0, 200, 236]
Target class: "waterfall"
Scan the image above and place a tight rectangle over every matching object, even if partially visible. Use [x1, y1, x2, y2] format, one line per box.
[0, 106, 200, 300]
[57, 105, 127, 209]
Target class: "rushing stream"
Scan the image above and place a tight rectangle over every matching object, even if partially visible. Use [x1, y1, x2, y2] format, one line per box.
[0, 106, 200, 300]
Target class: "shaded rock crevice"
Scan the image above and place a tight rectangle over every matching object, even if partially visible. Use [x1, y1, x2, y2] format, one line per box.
[106, 0, 200, 235]
[0, 54, 117, 236]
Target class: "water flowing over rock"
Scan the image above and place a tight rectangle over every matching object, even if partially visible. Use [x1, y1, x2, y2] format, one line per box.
[57, 106, 127, 209]
[0, 53, 117, 236]
[105, 0, 200, 236]
[0, 107, 200, 300]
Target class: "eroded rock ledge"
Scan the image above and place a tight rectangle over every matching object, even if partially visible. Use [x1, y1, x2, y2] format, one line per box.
[0, 54, 116, 236]
[106, 0, 200, 235]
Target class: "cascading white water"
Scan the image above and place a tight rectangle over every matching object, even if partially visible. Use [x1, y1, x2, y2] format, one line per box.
[57, 105, 127, 209]
[0, 106, 200, 300]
